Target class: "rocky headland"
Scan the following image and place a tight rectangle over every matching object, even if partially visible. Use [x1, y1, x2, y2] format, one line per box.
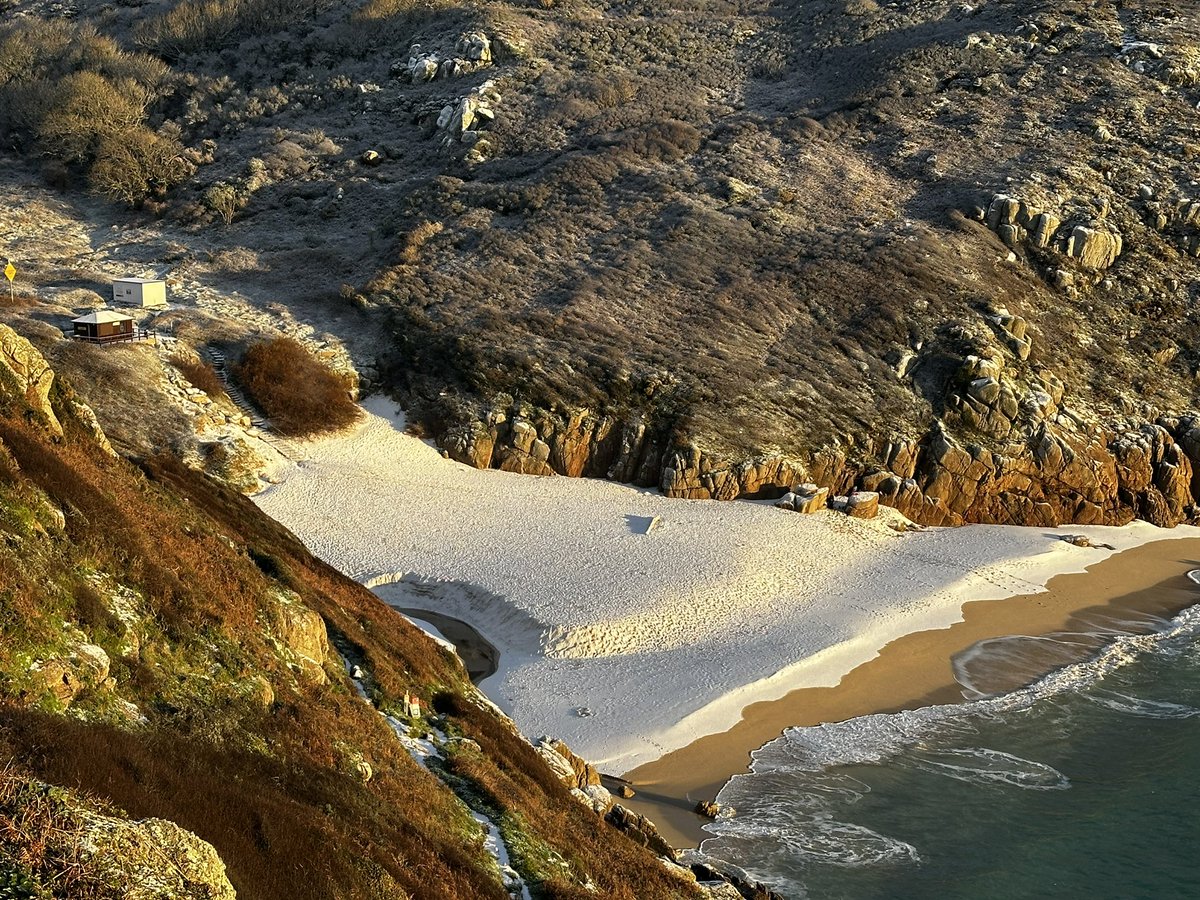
[1, 0, 1199, 531]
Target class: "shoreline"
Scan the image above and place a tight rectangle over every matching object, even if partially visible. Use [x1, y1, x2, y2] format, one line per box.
[251, 398, 1200, 798]
[622, 537, 1200, 848]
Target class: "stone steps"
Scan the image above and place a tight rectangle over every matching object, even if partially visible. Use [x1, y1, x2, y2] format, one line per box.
[206, 349, 300, 460]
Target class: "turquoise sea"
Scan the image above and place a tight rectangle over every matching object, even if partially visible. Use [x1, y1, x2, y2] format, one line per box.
[699, 582, 1200, 899]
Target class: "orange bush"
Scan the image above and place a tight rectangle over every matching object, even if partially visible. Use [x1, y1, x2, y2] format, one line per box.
[169, 353, 226, 399]
[234, 337, 359, 437]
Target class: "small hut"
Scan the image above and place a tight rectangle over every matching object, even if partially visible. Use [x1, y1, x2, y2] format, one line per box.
[112, 277, 167, 308]
[72, 310, 136, 344]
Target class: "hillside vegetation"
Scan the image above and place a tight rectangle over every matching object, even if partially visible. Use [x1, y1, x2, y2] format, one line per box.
[0, 328, 702, 897]
[235, 336, 361, 436]
[1, 0, 1199, 525]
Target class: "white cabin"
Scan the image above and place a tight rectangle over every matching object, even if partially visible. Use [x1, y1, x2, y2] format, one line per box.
[112, 278, 166, 308]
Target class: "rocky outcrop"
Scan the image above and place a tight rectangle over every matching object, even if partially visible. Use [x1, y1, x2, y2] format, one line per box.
[70, 399, 115, 456]
[424, 273, 1200, 532]
[400, 32, 493, 84]
[746, 418, 1198, 529]
[845, 490, 880, 519]
[1064, 222, 1123, 270]
[1139, 192, 1200, 258]
[434, 390, 1200, 528]
[662, 446, 805, 501]
[605, 804, 675, 861]
[775, 483, 829, 513]
[850, 418, 1199, 528]
[442, 402, 669, 489]
[684, 855, 788, 900]
[534, 736, 602, 790]
[694, 800, 724, 819]
[0, 323, 62, 437]
[534, 736, 614, 811]
[0, 775, 236, 900]
[76, 811, 236, 900]
[982, 192, 1123, 273]
[30, 641, 111, 707]
[270, 590, 330, 683]
[426, 81, 501, 160]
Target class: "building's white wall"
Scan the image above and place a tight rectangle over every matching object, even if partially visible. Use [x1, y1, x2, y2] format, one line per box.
[112, 281, 139, 304]
[142, 282, 167, 307]
[112, 280, 167, 307]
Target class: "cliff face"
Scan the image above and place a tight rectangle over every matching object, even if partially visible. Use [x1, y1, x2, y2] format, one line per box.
[363, 0, 1200, 528]
[3, 0, 1199, 529]
[0, 327, 705, 899]
[433, 397, 1200, 528]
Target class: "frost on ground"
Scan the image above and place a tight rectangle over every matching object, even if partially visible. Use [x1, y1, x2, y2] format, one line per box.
[340, 654, 531, 900]
[256, 397, 1198, 772]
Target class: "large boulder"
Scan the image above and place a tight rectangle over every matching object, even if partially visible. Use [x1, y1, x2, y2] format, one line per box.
[1, 775, 236, 900]
[408, 52, 439, 83]
[77, 812, 237, 900]
[793, 483, 828, 513]
[271, 590, 330, 683]
[457, 31, 492, 63]
[1065, 223, 1122, 270]
[0, 323, 62, 437]
[605, 804, 675, 861]
[845, 490, 880, 518]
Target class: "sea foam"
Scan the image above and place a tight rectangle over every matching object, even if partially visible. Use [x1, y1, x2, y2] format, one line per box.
[701, 599, 1200, 889]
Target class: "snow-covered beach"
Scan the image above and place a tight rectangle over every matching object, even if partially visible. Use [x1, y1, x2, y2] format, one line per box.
[254, 397, 1200, 773]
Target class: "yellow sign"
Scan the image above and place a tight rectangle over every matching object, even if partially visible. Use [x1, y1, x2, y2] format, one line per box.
[3, 263, 13, 282]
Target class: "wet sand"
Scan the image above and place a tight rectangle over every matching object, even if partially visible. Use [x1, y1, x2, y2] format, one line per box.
[398, 608, 499, 683]
[623, 537, 1200, 848]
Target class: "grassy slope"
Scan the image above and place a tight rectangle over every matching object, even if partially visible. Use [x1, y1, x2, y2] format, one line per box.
[0, 360, 696, 898]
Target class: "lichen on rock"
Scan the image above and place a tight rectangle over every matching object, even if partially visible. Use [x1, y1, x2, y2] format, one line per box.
[0, 774, 237, 900]
[0, 323, 62, 437]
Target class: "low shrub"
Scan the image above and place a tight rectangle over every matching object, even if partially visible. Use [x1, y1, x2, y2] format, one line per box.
[135, 0, 337, 59]
[0, 20, 183, 205]
[169, 353, 226, 399]
[233, 337, 358, 437]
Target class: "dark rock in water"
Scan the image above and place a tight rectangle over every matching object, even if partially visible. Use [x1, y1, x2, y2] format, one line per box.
[694, 799, 723, 819]
[599, 773, 635, 798]
[688, 860, 787, 900]
[605, 804, 675, 861]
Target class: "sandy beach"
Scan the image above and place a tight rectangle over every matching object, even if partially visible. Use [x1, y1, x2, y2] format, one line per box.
[254, 397, 1200, 833]
[624, 538, 1200, 847]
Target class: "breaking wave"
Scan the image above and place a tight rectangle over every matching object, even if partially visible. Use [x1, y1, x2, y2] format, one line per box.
[699, 596, 1200, 895]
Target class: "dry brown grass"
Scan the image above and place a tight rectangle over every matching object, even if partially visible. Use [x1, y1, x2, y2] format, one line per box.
[0, 357, 702, 898]
[135, 0, 338, 59]
[0, 768, 86, 898]
[234, 337, 359, 437]
[169, 352, 226, 399]
[140, 457, 703, 900]
[0, 414, 500, 899]
[0, 710, 508, 900]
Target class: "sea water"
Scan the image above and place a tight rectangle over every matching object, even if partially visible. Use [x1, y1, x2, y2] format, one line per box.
[699, 584, 1200, 899]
